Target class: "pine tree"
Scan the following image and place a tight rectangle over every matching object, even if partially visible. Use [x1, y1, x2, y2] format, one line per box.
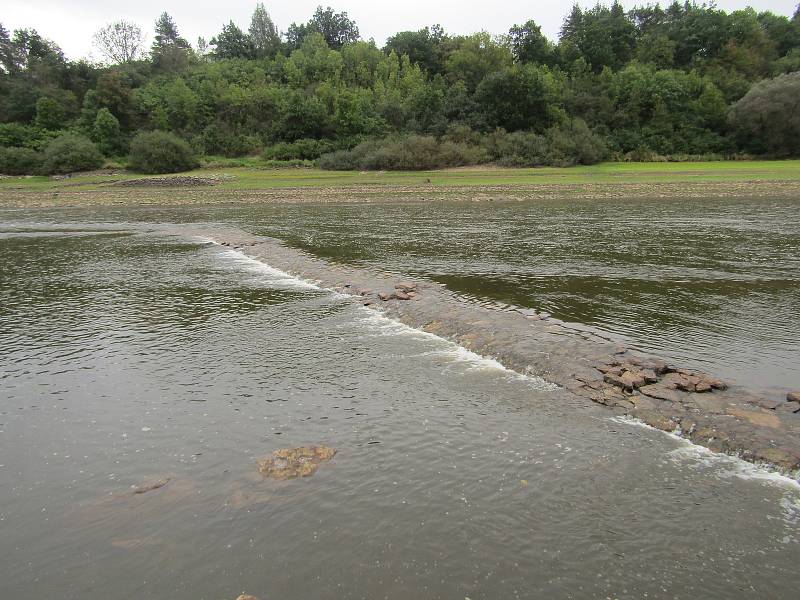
[151, 13, 191, 71]
[249, 3, 281, 58]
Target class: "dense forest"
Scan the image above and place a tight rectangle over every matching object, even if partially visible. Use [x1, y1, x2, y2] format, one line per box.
[1, 2, 799, 174]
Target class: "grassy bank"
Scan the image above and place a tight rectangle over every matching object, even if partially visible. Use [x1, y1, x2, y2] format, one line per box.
[2, 160, 800, 194]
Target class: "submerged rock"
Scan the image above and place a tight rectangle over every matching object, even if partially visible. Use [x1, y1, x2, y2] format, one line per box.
[776, 402, 800, 414]
[236, 594, 260, 600]
[257, 446, 337, 480]
[747, 397, 783, 410]
[132, 478, 171, 495]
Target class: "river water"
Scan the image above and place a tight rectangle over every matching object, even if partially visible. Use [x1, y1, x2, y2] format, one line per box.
[1, 199, 799, 599]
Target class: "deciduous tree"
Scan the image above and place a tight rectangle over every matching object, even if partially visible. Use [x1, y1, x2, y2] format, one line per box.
[93, 21, 145, 64]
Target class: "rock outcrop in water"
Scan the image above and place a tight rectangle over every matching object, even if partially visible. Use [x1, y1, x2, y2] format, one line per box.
[190, 228, 800, 478]
[257, 447, 337, 480]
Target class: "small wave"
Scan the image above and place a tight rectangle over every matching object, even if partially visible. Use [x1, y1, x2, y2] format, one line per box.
[354, 309, 558, 391]
[610, 416, 800, 491]
[203, 237, 557, 392]
[200, 238, 322, 292]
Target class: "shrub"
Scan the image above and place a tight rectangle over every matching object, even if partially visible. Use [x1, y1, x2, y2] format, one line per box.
[0, 147, 43, 175]
[484, 129, 549, 166]
[546, 119, 609, 166]
[263, 138, 335, 161]
[319, 135, 488, 171]
[128, 131, 199, 174]
[729, 72, 800, 156]
[93, 108, 127, 156]
[317, 149, 359, 170]
[41, 134, 104, 175]
[0, 123, 58, 152]
[199, 123, 260, 158]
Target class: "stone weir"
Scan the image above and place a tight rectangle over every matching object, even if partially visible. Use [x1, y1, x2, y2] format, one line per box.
[187, 226, 800, 477]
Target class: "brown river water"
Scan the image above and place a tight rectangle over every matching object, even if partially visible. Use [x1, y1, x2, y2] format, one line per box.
[1, 197, 799, 599]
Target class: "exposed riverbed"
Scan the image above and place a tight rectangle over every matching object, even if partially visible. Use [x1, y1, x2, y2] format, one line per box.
[1, 196, 799, 599]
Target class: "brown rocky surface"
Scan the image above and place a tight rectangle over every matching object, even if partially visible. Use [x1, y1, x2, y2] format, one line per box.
[257, 446, 337, 480]
[183, 227, 800, 477]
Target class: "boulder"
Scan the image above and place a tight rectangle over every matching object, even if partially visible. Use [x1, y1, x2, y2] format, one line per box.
[788, 391, 800, 403]
[237, 595, 260, 600]
[378, 292, 395, 301]
[257, 446, 336, 480]
[395, 282, 417, 292]
[394, 291, 412, 301]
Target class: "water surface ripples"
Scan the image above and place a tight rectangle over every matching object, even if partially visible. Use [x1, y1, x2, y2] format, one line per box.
[1, 222, 799, 599]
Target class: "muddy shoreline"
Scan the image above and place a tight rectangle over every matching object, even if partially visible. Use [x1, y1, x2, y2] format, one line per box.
[2, 179, 800, 208]
[185, 226, 800, 477]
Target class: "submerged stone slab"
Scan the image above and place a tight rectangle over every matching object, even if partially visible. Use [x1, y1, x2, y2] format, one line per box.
[132, 478, 171, 495]
[257, 446, 337, 480]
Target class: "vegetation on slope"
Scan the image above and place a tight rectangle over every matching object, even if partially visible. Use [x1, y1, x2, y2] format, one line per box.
[1, 2, 799, 175]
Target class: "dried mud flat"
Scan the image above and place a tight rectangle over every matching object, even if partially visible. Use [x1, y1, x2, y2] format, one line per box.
[191, 226, 800, 478]
[2, 179, 800, 208]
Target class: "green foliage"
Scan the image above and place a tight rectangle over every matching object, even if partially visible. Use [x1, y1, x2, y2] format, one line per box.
[729, 72, 800, 156]
[211, 21, 252, 60]
[0, 123, 44, 149]
[384, 26, 447, 75]
[34, 97, 66, 130]
[287, 6, 360, 50]
[475, 64, 563, 132]
[483, 130, 549, 166]
[151, 12, 192, 72]
[41, 134, 104, 174]
[93, 108, 126, 156]
[128, 130, 199, 173]
[445, 33, 513, 91]
[319, 135, 488, 170]
[2, 2, 800, 168]
[0, 146, 42, 175]
[249, 3, 281, 59]
[263, 139, 335, 161]
[546, 119, 610, 166]
[509, 20, 554, 65]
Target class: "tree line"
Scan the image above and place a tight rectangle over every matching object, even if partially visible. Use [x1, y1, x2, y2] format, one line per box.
[1, 2, 799, 175]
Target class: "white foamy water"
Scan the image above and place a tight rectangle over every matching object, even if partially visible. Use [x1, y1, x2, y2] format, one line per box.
[208, 239, 558, 393]
[610, 416, 800, 491]
[195, 237, 325, 292]
[350, 309, 559, 391]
